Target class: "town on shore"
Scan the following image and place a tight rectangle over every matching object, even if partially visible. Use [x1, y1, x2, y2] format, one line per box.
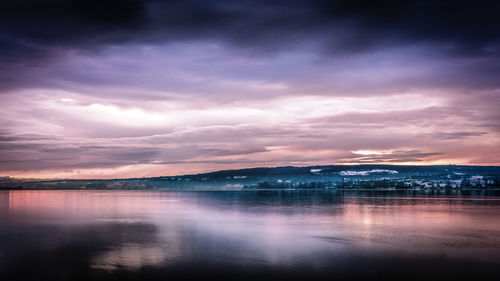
[1, 165, 499, 192]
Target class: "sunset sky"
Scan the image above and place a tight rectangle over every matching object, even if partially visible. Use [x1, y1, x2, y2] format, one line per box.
[1, 0, 499, 179]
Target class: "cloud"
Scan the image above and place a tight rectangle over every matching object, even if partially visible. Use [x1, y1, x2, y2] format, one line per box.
[1, 1, 499, 177]
[305, 107, 455, 128]
[423, 131, 487, 140]
[1, 1, 499, 83]
[2, 1, 500, 52]
[1, 86, 499, 177]
[339, 150, 444, 164]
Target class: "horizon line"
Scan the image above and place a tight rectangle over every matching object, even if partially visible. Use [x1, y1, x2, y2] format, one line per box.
[4, 163, 499, 182]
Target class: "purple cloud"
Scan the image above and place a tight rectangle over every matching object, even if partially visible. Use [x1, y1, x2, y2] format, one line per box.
[0, 1, 499, 178]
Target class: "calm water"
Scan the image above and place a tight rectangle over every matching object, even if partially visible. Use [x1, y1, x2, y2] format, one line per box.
[1, 190, 500, 281]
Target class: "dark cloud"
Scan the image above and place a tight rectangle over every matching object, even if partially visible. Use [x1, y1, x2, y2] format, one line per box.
[1, 0, 499, 93]
[1, 1, 499, 62]
[423, 131, 487, 140]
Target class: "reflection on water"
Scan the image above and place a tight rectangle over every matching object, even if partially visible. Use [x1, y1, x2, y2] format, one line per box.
[92, 243, 165, 271]
[1, 190, 500, 280]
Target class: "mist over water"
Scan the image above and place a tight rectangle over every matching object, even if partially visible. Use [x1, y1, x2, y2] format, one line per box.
[1, 190, 500, 280]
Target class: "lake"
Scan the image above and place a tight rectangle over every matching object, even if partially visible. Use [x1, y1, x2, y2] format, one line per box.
[1, 190, 500, 280]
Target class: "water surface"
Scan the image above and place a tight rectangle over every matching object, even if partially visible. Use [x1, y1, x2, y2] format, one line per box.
[1, 190, 500, 280]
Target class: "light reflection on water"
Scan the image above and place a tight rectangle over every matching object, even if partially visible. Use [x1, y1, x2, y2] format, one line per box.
[1, 190, 500, 277]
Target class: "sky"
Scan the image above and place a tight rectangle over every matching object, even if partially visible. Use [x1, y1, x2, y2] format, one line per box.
[1, 0, 500, 179]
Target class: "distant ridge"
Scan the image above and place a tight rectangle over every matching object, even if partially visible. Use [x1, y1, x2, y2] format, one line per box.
[154, 164, 497, 179]
[2, 165, 499, 191]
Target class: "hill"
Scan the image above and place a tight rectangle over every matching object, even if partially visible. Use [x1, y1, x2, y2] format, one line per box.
[1, 165, 500, 191]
